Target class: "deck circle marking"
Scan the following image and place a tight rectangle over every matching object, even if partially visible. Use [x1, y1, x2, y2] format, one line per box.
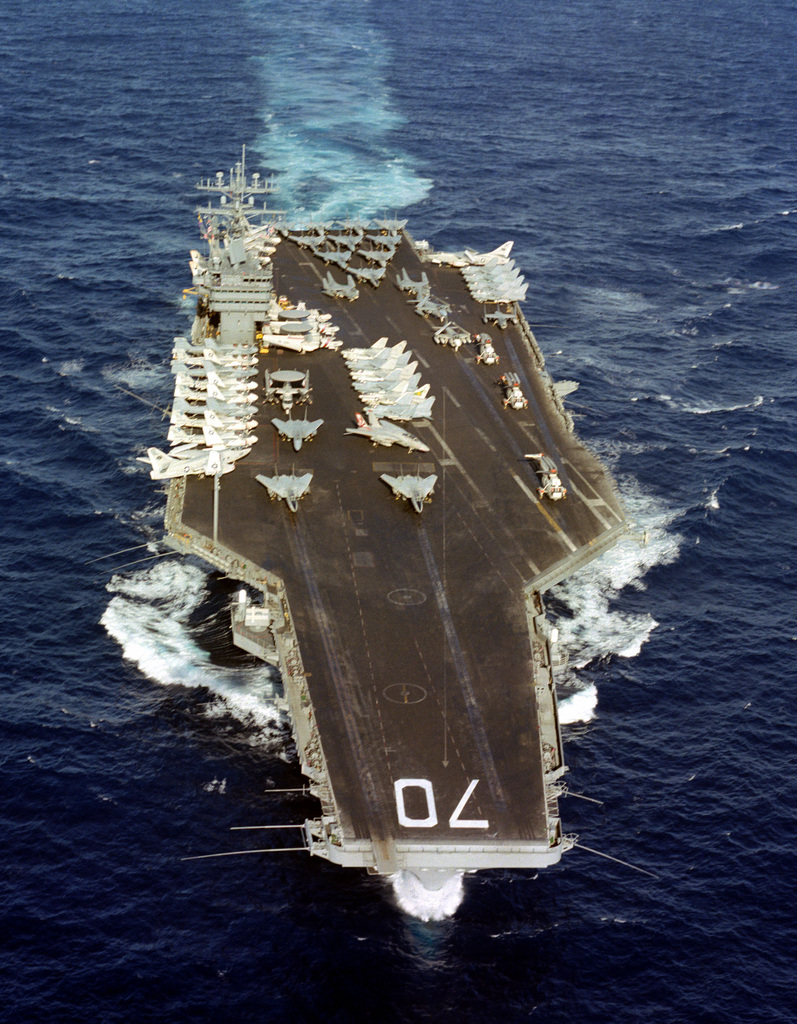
[383, 684, 427, 705]
[387, 588, 427, 606]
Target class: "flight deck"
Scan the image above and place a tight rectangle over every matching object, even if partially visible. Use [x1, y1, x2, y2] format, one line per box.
[154, 159, 627, 885]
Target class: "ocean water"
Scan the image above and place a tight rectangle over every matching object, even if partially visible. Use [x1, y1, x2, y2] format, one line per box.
[2, 0, 796, 1020]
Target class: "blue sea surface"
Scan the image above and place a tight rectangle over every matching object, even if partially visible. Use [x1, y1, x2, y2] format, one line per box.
[2, 0, 796, 1020]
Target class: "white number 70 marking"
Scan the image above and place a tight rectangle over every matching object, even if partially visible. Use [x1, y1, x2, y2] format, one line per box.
[393, 778, 489, 829]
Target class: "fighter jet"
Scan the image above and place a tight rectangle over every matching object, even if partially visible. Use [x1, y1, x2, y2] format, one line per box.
[345, 411, 430, 452]
[256, 470, 313, 512]
[373, 219, 407, 233]
[395, 268, 429, 296]
[360, 380, 426, 407]
[349, 360, 418, 384]
[433, 323, 471, 349]
[207, 371, 257, 394]
[357, 245, 397, 267]
[380, 472, 438, 513]
[138, 446, 235, 480]
[524, 452, 567, 501]
[325, 231, 361, 250]
[205, 408, 258, 433]
[483, 305, 518, 329]
[414, 293, 451, 321]
[351, 368, 420, 393]
[271, 414, 324, 451]
[427, 241, 514, 268]
[352, 264, 386, 287]
[322, 271, 360, 301]
[202, 423, 255, 451]
[314, 247, 351, 271]
[202, 348, 259, 368]
[370, 395, 435, 421]
[342, 338, 406, 363]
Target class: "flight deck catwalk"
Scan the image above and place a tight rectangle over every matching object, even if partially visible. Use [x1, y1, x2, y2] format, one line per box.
[151, 153, 627, 892]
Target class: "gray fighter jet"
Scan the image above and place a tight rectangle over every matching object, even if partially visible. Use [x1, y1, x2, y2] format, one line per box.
[317, 248, 351, 271]
[380, 472, 438, 513]
[413, 290, 451, 321]
[395, 268, 429, 296]
[256, 470, 313, 512]
[321, 271, 360, 301]
[357, 245, 397, 267]
[345, 411, 429, 452]
[352, 264, 386, 287]
[271, 415, 324, 451]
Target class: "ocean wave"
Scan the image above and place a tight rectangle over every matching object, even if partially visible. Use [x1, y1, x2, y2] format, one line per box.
[101, 560, 284, 741]
[552, 478, 681, 686]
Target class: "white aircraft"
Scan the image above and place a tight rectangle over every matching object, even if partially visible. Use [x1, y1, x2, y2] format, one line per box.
[427, 241, 514, 268]
[370, 395, 435, 421]
[256, 471, 313, 512]
[360, 380, 427, 408]
[380, 473, 438, 513]
[202, 348, 258, 367]
[138, 446, 235, 480]
[207, 381, 257, 404]
[349, 360, 418, 384]
[342, 338, 406, 363]
[271, 415, 324, 451]
[352, 370, 421, 394]
[524, 452, 567, 501]
[345, 411, 429, 452]
[205, 408, 258, 433]
[203, 423, 255, 450]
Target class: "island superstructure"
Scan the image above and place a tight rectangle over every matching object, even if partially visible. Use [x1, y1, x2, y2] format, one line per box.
[145, 150, 627, 890]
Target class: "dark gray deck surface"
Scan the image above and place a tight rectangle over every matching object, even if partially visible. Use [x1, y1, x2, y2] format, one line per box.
[179, 235, 625, 846]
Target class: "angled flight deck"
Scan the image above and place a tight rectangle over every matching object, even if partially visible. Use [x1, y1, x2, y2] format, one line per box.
[153, 154, 626, 889]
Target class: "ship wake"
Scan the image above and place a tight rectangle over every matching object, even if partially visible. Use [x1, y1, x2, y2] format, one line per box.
[247, 0, 432, 219]
[101, 560, 284, 743]
[552, 478, 683, 721]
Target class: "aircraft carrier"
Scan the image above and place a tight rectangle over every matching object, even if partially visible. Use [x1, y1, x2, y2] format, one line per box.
[146, 151, 627, 891]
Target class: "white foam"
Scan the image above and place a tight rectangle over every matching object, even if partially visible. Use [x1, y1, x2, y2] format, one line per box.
[683, 394, 763, 415]
[101, 560, 283, 738]
[248, 4, 432, 218]
[389, 870, 465, 921]
[552, 478, 680, 675]
[558, 683, 598, 724]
